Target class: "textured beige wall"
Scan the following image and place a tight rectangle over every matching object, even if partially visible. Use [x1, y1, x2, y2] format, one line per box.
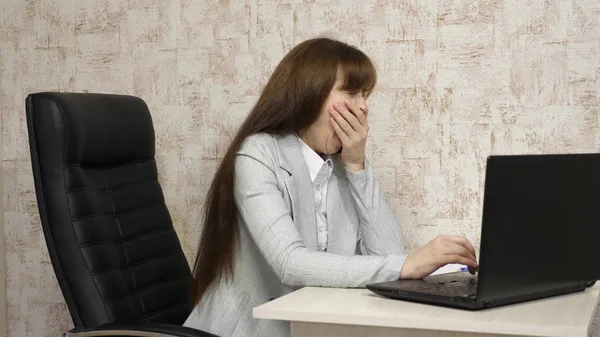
[1, 0, 599, 336]
[0, 53, 6, 337]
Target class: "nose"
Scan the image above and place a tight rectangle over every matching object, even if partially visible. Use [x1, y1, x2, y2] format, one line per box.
[351, 96, 368, 117]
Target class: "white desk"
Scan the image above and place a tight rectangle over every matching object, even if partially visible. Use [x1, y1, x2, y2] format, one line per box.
[254, 284, 600, 337]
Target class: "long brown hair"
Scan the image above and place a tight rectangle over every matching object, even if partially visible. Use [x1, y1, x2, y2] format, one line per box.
[190, 37, 377, 304]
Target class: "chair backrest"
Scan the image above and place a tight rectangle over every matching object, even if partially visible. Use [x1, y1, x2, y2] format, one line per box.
[25, 92, 192, 329]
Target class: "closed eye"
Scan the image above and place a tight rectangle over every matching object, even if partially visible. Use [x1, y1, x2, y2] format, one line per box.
[347, 91, 367, 98]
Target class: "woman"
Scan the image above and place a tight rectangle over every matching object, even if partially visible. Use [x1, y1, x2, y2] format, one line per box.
[184, 38, 478, 337]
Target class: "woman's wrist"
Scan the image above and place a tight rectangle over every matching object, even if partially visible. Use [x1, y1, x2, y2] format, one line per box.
[344, 160, 365, 172]
[399, 263, 416, 279]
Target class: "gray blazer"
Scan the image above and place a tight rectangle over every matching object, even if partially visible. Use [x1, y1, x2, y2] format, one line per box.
[184, 133, 407, 337]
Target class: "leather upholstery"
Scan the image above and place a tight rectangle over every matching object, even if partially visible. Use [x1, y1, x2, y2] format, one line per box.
[25, 92, 194, 330]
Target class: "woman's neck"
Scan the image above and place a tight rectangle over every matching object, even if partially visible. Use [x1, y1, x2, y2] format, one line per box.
[296, 131, 322, 156]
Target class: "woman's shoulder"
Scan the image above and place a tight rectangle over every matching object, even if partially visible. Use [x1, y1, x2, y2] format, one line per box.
[239, 132, 276, 149]
[237, 133, 282, 166]
[238, 132, 278, 153]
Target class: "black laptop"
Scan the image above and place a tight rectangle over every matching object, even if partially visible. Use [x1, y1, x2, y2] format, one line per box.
[367, 154, 600, 310]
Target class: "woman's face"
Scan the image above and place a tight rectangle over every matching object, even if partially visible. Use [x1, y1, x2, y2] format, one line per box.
[300, 74, 369, 155]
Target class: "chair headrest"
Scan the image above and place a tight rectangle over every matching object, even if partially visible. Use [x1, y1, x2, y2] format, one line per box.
[28, 92, 155, 167]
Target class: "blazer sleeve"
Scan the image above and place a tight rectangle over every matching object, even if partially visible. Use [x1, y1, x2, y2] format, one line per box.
[233, 139, 406, 288]
[344, 159, 406, 256]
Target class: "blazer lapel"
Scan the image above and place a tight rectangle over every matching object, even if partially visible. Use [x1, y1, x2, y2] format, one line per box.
[276, 134, 318, 250]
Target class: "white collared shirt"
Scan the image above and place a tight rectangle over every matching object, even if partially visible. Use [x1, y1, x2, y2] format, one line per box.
[297, 136, 334, 252]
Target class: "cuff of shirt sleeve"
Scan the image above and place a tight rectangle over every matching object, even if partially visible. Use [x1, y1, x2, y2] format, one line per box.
[378, 254, 408, 282]
[344, 158, 369, 181]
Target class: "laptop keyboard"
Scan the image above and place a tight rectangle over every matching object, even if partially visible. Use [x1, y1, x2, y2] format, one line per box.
[405, 278, 478, 297]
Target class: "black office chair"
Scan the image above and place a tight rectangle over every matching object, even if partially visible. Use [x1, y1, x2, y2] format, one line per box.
[25, 92, 218, 337]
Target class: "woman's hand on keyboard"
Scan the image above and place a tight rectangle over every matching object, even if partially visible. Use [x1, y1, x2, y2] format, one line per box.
[399, 235, 478, 279]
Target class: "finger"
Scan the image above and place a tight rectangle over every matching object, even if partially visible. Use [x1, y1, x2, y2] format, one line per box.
[446, 236, 477, 260]
[330, 117, 351, 144]
[443, 242, 476, 262]
[434, 236, 476, 262]
[330, 107, 355, 136]
[332, 103, 362, 134]
[468, 266, 478, 275]
[441, 255, 479, 269]
[343, 100, 368, 128]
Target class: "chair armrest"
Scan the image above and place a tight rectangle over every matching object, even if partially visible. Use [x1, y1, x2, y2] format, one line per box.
[64, 323, 219, 337]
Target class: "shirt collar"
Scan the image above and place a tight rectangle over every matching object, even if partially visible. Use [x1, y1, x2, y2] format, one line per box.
[296, 135, 332, 182]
